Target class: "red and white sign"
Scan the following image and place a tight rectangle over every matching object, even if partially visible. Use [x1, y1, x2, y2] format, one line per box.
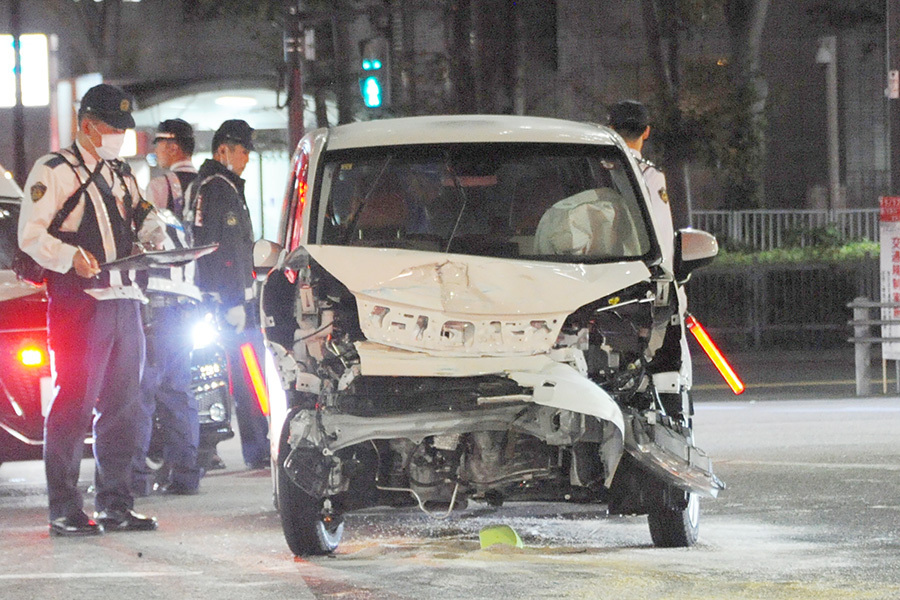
[879, 196, 900, 359]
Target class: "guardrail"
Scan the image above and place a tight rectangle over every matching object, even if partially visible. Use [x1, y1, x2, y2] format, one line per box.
[847, 297, 900, 396]
[691, 208, 880, 251]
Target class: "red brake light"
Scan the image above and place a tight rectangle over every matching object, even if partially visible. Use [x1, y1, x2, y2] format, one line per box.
[18, 346, 46, 367]
[289, 145, 310, 250]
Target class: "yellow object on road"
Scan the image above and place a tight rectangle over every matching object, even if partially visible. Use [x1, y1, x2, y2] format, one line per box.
[479, 525, 523, 549]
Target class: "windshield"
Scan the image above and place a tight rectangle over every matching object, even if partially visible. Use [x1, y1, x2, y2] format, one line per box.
[314, 143, 652, 262]
[0, 202, 19, 270]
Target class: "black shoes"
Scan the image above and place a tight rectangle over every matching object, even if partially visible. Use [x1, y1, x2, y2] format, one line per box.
[246, 456, 271, 470]
[199, 453, 226, 470]
[94, 509, 158, 532]
[157, 482, 199, 496]
[49, 510, 157, 536]
[49, 512, 104, 537]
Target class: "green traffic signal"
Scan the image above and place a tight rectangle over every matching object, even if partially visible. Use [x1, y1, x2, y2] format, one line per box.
[361, 75, 383, 108]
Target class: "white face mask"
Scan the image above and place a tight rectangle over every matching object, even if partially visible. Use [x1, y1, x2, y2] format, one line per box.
[96, 132, 126, 160]
[89, 122, 125, 160]
[222, 149, 236, 173]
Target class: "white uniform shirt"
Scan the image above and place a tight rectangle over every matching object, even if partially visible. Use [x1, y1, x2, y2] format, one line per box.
[145, 159, 196, 211]
[630, 148, 674, 271]
[143, 161, 202, 301]
[18, 141, 147, 301]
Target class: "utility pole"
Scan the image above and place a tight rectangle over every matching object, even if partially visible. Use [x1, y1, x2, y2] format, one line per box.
[11, 0, 27, 186]
[284, 0, 304, 151]
[817, 35, 841, 211]
[889, 0, 900, 194]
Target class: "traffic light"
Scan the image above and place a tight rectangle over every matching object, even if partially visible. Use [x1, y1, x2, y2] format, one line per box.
[360, 38, 389, 109]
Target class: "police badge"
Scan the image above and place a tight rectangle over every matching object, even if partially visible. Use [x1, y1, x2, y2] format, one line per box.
[30, 182, 47, 202]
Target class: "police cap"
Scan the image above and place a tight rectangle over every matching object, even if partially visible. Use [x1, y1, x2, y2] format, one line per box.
[608, 100, 649, 136]
[154, 118, 195, 154]
[78, 83, 136, 130]
[212, 119, 255, 152]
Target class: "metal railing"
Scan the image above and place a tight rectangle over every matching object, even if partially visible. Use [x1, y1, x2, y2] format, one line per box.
[686, 259, 879, 350]
[690, 208, 880, 251]
[847, 298, 900, 396]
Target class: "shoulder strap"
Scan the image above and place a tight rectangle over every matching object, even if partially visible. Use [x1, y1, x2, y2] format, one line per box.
[47, 149, 103, 234]
[184, 172, 237, 223]
[164, 171, 183, 213]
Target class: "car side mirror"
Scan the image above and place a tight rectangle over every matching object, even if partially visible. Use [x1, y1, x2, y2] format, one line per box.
[253, 239, 283, 277]
[674, 229, 718, 284]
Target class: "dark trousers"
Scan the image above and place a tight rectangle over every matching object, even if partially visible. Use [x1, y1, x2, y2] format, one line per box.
[219, 322, 270, 468]
[44, 293, 144, 520]
[132, 302, 200, 492]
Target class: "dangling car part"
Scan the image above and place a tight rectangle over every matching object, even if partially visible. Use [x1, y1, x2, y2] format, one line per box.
[254, 115, 726, 556]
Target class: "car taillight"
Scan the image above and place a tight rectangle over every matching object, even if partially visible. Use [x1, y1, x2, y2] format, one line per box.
[288, 143, 310, 250]
[18, 346, 46, 367]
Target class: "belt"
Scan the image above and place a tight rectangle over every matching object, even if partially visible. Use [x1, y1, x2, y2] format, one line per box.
[147, 294, 199, 309]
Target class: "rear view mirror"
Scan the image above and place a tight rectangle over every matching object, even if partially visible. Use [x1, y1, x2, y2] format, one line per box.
[674, 229, 718, 283]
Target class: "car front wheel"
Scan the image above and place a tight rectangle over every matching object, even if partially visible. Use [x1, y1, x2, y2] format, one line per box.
[277, 421, 343, 556]
[647, 490, 700, 548]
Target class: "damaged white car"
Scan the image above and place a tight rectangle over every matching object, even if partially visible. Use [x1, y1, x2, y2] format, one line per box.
[253, 115, 724, 556]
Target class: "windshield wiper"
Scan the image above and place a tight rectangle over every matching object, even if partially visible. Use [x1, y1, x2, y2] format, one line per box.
[442, 153, 469, 254]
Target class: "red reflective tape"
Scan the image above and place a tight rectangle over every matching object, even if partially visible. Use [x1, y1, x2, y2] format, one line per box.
[240, 343, 270, 416]
[686, 315, 745, 395]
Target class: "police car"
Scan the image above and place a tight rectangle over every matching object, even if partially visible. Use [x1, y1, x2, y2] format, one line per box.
[0, 164, 233, 469]
[253, 115, 723, 555]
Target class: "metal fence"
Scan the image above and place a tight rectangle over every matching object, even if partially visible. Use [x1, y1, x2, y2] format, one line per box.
[690, 208, 880, 251]
[686, 258, 879, 350]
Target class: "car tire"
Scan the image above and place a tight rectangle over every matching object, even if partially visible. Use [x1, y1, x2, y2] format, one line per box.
[277, 419, 343, 556]
[647, 491, 700, 548]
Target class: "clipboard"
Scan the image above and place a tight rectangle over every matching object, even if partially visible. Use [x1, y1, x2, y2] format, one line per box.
[100, 244, 218, 272]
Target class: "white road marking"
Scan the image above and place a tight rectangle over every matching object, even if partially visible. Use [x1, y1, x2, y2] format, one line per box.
[0, 571, 203, 580]
[723, 459, 900, 471]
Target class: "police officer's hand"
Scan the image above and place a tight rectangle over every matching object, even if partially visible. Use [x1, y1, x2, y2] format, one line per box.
[224, 304, 246, 333]
[73, 247, 101, 278]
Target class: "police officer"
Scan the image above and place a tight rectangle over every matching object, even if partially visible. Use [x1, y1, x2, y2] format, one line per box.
[608, 100, 692, 405]
[146, 118, 197, 215]
[19, 83, 160, 536]
[187, 119, 270, 470]
[608, 100, 675, 265]
[131, 119, 204, 496]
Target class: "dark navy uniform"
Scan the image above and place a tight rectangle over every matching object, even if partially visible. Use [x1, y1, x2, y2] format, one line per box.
[19, 142, 155, 524]
[132, 160, 203, 495]
[188, 157, 269, 468]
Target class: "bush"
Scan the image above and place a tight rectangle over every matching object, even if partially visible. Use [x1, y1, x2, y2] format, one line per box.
[715, 241, 878, 265]
[712, 222, 879, 265]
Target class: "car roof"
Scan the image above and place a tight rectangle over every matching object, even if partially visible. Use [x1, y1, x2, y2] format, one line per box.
[0, 164, 24, 202]
[322, 115, 622, 151]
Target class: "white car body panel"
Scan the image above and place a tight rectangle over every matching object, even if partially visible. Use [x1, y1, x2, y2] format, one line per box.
[0, 271, 43, 302]
[322, 115, 622, 150]
[305, 245, 650, 357]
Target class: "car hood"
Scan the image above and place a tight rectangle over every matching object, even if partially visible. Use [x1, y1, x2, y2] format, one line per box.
[0, 270, 44, 303]
[304, 245, 650, 356]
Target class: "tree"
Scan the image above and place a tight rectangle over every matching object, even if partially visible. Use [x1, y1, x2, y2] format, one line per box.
[640, 0, 770, 214]
[721, 0, 770, 209]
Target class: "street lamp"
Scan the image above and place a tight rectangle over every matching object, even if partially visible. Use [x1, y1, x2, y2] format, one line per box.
[816, 35, 841, 212]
